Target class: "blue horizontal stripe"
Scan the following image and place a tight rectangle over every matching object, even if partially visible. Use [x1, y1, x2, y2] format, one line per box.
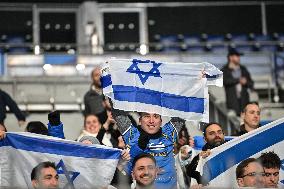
[203, 122, 284, 182]
[0, 133, 121, 160]
[101, 74, 112, 88]
[112, 85, 204, 113]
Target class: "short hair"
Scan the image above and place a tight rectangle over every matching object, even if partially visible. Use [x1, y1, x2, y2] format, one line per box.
[242, 101, 259, 113]
[236, 158, 258, 178]
[26, 121, 48, 136]
[133, 153, 156, 168]
[203, 122, 222, 137]
[31, 161, 57, 180]
[258, 151, 281, 169]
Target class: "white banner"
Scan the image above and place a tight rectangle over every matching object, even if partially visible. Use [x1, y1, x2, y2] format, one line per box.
[102, 58, 222, 122]
[199, 118, 284, 188]
[0, 132, 121, 188]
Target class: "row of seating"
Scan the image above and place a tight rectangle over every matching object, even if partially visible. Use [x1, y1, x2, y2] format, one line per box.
[153, 33, 284, 43]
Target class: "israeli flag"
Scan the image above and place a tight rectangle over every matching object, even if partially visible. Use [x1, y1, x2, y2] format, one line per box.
[0, 132, 121, 188]
[102, 58, 222, 121]
[199, 117, 284, 188]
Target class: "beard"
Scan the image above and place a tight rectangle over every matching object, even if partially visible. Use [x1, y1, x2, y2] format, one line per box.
[207, 137, 225, 148]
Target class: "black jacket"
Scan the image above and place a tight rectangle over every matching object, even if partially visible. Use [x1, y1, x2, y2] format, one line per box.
[185, 143, 216, 185]
[221, 64, 254, 115]
[0, 89, 25, 124]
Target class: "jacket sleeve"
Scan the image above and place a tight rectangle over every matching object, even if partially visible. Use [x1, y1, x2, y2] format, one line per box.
[242, 66, 254, 89]
[186, 154, 202, 184]
[222, 66, 240, 87]
[48, 122, 65, 139]
[0, 90, 25, 121]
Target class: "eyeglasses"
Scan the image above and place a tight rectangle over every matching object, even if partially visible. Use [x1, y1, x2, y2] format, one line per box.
[240, 172, 266, 178]
[264, 172, 279, 177]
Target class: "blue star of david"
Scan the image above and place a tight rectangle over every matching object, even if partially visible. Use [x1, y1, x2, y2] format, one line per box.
[56, 159, 80, 189]
[127, 59, 162, 85]
[280, 159, 284, 184]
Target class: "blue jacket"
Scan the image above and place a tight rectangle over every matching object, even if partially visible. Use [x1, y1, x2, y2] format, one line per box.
[48, 122, 65, 139]
[123, 122, 177, 189]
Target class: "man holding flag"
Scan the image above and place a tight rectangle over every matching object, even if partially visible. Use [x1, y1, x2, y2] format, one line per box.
[102, 58, 223, 188]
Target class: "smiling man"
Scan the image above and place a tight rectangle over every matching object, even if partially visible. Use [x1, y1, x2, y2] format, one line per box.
[31, 161, 59, 189]
[132, 153, 158, 189]
[113, 111, 184, 189]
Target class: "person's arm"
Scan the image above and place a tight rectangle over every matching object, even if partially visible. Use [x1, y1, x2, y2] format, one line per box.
[222, 67, 240, 87]
[242, 67, 254, 89]
[0, 130, 6, 140]
[47, 111, 65, 139]
[1, 90, 25, 122]
[170, 117, 185, 134]
[111, 109, 134, 135]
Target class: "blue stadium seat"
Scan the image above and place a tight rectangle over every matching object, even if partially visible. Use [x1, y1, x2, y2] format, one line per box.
[184, 35, 200, 44]
[259, 44, 277, 52]
[187, 45, 205, 53]
[207, 34, 224, 43]
[235, 44, 253, 52]
[254, 34, 272, 42]
[210, 44, 227, 53]
[7, 36, 29, 54]
[230, 34, 248, 42]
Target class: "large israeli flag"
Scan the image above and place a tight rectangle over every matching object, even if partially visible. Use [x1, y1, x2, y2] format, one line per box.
[102, 58, 222, 121]
[0, 132, 121, 188]
[199, 118, 284, 188]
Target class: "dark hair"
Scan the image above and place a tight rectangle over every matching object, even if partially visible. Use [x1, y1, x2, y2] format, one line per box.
[258, 151, 281, 169]
[84, 114, 100, 127]
[242, 101, 259, 113]
[203, 122, 222, 137]
[133, 153, 156, 168]
[0, 123, 7, 132]
[26, 121, 48, 136]
[31, 161, 57, 180]
[236, 158, 258, 179]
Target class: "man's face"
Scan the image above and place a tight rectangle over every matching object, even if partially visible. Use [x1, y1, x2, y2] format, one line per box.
[139, 113, 162, 134]
[204, 124, 225, 148]
[243, 104, 261, 130]
[263, 167, 280, 188]
[237, 162, 265, 188]
[32, 167, 59, 189]
[229, 54, 240, 65]
[132, 157, 158, 187]
[92, 68, 101, 87]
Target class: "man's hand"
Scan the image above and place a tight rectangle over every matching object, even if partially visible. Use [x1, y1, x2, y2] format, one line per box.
[117, 149, 130, 171]
[239, 77, 247, 85]
[0, 130, 6, 140]
[199, 150, 211, 159]
[48, 111, 61, 126]
[190, 184, 203, 189]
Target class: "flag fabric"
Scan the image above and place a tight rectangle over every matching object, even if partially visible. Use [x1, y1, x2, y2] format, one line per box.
[102, 58, 222, 122]
[0, 132, 121, 188]
[198, 118, 284, 188]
